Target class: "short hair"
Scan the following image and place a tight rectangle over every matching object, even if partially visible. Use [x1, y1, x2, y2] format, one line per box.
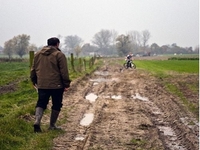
[47, 37, 60, 46]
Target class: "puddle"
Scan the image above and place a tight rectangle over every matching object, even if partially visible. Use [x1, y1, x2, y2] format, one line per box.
[90, 77, 119, 83]
[137, 93, 187, 150]
[151, 107, 162, 115]
[94, 71, 109, 76]
[102, 95, 111, 99]
[80, 113, 94, 126]
[111, 95, 122, 100]
[132, 93, 149, 101]
[158, 126, 176, 136]
[111, 78, 119, 81]
[158, 126, 186, 150]
[101, 95, 122, 100]
[85, 93, 98, 103]
[152, 110, 162, 115]
[180, 117, 199, 137]
[180, 117, 199, 126]
[90, 78, 111, 82]
[93, 82, 99, 85]
[75, 136, 85, 141]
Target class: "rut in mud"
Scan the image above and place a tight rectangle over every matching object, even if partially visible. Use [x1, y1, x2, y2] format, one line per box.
[52, 59, 199, 150]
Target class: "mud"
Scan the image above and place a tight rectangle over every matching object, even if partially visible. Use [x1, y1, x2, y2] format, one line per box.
[0, 83, 17, 94]
[52, 59, 199, 150]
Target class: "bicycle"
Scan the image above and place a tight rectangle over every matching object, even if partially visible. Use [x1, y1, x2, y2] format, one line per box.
[123, 60, 136, 69]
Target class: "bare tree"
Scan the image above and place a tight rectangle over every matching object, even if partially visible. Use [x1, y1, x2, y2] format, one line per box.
[116, 34, 131, 56]
[14, 34, 30, 58]
[110, 30, 118, 45]
[4, 34, 30, 58]
[57, 34, 64, 49]
[141, 30, 151, 48]
[92, 29, 112, 49]
[74, 45, 82, 57]
[127, 30, 142, 53]
[28, 44, 38, 52]
[64, 35, 83, 54]
[3, 39, 15, 59]
[128, 31, 141, 46]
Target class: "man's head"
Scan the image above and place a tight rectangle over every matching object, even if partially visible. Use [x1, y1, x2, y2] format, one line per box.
[47, 37, 60, 47]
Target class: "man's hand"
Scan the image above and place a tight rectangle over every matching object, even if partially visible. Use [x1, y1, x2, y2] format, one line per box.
[33, 84, 38, 92]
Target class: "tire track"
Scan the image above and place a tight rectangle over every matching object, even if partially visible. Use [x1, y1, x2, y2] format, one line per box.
[52, 59, 198, 150]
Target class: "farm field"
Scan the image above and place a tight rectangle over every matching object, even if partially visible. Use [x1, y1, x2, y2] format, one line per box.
[0, 56, 199, 149]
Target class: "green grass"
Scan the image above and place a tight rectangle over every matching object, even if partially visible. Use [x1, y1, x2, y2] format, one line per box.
[0, 57, 101, 150]
[0, 61, 30, 86]
[134, 60, 199, 74]
[130, 138, 146, 146]
[0, 54, 30, 59]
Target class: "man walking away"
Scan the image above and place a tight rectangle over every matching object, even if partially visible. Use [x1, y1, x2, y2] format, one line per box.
[30, 37, 71, 132]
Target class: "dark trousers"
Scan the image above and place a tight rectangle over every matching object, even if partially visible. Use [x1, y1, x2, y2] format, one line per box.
[36, 88, 64, 111]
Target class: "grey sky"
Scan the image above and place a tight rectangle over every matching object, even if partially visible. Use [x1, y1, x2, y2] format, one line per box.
[0, 0, 199, 48]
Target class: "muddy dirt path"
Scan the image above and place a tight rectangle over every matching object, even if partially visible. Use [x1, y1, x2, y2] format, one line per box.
[52, 59, 199, 150]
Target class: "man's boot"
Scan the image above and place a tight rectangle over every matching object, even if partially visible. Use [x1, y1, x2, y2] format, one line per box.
[48, 110, 62, 130]
[34, 107, 44, 133]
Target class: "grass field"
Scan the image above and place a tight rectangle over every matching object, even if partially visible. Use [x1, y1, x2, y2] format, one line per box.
[0, 57, 198, 149]
[134, 59, 199, 77]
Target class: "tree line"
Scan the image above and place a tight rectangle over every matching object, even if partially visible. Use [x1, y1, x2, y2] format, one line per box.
[3, 34, 30, 59]
[1, 29, 199, 59]
[63, 29, 152, 57]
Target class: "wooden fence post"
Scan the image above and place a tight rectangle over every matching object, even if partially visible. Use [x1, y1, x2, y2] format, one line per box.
[89, 57, 93, 68]
[83, 59, 86, 71]
[29, 51, 34, 69]
[78, 57, 82, 72]
[70, 53, 75, 72]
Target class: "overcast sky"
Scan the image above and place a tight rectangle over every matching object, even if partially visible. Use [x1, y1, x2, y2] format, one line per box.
[0, 0, 199, 48]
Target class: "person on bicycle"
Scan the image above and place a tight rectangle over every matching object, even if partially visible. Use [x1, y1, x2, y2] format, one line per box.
[125, 53, 133, 67]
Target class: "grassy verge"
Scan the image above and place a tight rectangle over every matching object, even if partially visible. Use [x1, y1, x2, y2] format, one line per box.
[165, 83, 199, 117]
[133, 59, 199, 118]
[0, 58, 102, 150]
